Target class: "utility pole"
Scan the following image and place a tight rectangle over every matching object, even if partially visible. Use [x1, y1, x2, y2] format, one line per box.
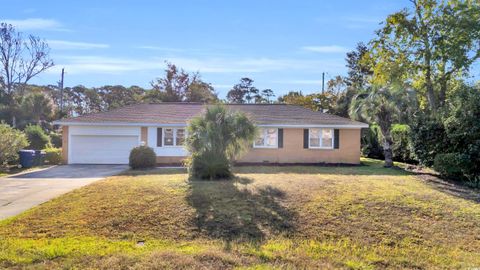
[321, 72, 325, 94]
[59, 68, 64, 112]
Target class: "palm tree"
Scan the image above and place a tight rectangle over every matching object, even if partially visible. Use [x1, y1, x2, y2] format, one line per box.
[349, 84, 415, 167]
[186, 104, 256, 180]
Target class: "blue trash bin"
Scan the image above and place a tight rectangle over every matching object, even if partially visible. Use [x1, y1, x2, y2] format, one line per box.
[19, 150, 36, 168]
[33, 150, 47, 166]
[32, 150, 47, 166]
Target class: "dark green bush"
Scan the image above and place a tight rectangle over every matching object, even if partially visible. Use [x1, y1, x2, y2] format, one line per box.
[0, 123, 29, 168]
[49, 132, 62, 148]
[187, 152, 232, 180]
[361, 124, 384, 159]
[441, 85, 480, 185]
[391, 124, 415, 163]
[409, 113, 449, 166]
[129, 146, 156, 169]
[24, 125, 50, 150]
[433, 153, 470, 180]
[44, 147, 63, 165]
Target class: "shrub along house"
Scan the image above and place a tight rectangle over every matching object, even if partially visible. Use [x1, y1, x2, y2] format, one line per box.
[54, 103, 368, 165]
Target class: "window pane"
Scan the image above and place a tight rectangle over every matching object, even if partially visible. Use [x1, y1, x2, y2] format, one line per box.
[164, 128, 174, 146]
[176, 129, 185, 146]
[309, 128, 320, 147]
[254, 128, 265, 146]
[266, 128, 277, 147]
[322, 129, 333, 147]
[310, 128, 320, 138]
[309, 138, 320, 147]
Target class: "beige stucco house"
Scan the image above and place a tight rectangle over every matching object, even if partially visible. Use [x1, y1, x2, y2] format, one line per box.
[54, 103, 368, 165]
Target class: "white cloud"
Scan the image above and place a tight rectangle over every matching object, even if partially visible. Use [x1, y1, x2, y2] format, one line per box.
[48, 56, 163, 75]
[48, 55, 344, 75]
[1, 18, 66, 31]
[341, 16, 384, 29]
[136, 46, 184, 52]
[273, 79, 323, 85]
[301, 45, 349, 53]
[48, 40, 109, 50]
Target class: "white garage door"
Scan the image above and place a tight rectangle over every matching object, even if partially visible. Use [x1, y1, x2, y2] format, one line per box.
[70, 135, 139, 164]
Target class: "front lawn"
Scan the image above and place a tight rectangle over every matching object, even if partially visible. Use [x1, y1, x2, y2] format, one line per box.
[1, 159, 479, 269]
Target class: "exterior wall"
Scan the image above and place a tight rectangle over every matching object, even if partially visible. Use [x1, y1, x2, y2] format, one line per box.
[62, 126, 69, 164]
[141, 127, 148, 145]
[62, 125, 361, 165]
[238, 128, 361, 164]
[147, 127, 188, 157]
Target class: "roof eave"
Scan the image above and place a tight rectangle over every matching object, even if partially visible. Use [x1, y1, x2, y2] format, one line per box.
[53, 121, 369, 129]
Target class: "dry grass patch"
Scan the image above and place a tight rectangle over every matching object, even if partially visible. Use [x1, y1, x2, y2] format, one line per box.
[1, 159, 480, 269]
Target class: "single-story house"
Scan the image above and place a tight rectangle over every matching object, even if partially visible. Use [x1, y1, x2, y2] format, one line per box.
[53, 103, 368, 165]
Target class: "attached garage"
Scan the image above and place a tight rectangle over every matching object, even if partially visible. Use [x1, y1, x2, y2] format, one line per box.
[67, 126, 141, 164]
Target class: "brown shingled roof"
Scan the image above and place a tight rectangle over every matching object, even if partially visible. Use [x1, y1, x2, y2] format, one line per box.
[55, 103, 368, 127]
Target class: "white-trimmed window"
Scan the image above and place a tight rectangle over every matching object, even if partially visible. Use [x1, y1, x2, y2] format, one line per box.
[309, 128, 333, 149]
[254, 128, 278, 148]
[163, 128, 185, 147]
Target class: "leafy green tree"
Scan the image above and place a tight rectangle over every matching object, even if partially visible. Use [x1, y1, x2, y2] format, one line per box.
[97, 85, 145, 110]
[278, 91, 338, 113]
[186, 105, 256, 180]
[334, 43, 374, 117]
[370, 0, 480, 110]
[350, 85, 415, 167]
[326, 76, 347, 95]
[24, 124, 50, 150]
[345, 42, 373, 89]
[0, 123, 28, 168]
[18, 91, 54, 128]
[227, 78, 258, 104]
[260, 89, 275, 103]
[186, 81, 218, 103]
[148, 63, 216, 103]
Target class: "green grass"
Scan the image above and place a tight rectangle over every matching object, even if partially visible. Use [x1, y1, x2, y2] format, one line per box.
[1, 158, 479, 269]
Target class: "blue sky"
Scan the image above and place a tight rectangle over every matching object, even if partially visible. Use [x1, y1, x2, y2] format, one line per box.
[2, 0, 410, 98]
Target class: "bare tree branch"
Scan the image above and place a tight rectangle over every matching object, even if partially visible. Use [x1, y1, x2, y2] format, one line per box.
[0, 23, 54, 96]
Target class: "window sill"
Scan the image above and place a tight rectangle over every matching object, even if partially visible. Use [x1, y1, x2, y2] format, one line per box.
[308, 147, 334, 150]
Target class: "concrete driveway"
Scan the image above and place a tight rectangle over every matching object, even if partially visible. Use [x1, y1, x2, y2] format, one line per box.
[0, 165, 127, 220]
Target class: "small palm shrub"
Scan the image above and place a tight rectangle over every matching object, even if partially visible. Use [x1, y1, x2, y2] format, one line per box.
[129, 146, 156, 169]
[189, 151, 231, 179]
[185, 105, 256, 180]
[44, 147, 63, 164]
[24, 125, 50, 150]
